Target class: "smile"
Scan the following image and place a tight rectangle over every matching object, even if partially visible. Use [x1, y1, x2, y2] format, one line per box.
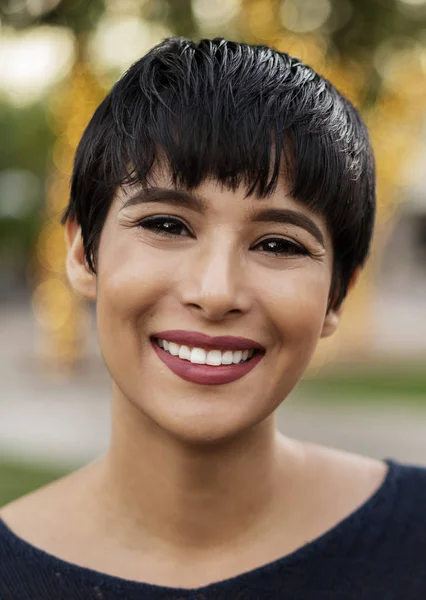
[151, 336, 265, 386]
[154, 337, 256, 365]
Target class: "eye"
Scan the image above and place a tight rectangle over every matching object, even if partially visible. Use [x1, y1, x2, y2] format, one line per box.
[137, 215, 192, 237]
[253, 237, 310, 257]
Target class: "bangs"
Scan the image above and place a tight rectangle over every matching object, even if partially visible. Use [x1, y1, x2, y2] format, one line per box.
[104, 38, 360, 215]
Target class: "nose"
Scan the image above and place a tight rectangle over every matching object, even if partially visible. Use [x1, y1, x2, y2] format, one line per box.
[178, 238, 253, 321]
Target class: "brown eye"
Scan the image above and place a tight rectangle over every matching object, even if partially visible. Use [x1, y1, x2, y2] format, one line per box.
[138, 216, 192, 237]
[254, 237, 309, 256]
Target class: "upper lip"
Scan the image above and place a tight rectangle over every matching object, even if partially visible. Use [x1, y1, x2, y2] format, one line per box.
[152, 330, 266, 352]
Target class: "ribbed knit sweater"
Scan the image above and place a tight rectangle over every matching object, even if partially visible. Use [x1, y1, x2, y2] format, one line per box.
[1, 459, 426, 599]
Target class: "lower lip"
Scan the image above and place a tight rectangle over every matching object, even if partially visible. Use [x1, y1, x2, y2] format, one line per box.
[151, 341, 264, 385]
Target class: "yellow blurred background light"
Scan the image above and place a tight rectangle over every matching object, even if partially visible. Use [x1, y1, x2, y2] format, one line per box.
[192, 0, 241, 28]
[280, 0, 332, 33]
[88, 16, 172, 74]
[32, 278, 72, 331]
[0, 25, 75, 106]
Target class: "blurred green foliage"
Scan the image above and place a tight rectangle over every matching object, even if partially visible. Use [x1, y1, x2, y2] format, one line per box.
[301, 364, 426, 402]
[0, 100, 53, 173]
[0, 101, 52, 293]
[331, 0, 425, 57]
[0, 0, 106, 33]
[0, 458, 69, 506]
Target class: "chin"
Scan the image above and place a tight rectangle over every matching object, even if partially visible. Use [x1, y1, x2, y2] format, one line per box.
[143, 399, 268, 447]
[112, 371, 279, 447]
[168, 421, 246, 446]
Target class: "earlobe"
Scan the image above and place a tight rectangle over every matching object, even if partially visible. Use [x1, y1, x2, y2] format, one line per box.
[320, 308, 341, 338]
[64, 219, 97, 302]
[321, 269, 360, 338]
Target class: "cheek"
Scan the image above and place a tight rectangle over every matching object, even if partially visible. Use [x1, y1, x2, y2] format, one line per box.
[95, 232, 179, 333]
[256, 266, 330, 345]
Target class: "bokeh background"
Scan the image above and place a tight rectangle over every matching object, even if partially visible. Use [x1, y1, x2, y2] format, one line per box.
[1, 0, 426, 505]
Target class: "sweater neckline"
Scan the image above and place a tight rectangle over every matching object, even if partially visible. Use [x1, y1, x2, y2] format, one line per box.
[0, 458, 400, 595]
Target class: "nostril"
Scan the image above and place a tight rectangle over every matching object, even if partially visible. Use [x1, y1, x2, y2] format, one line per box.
[187, 303, 203, 311]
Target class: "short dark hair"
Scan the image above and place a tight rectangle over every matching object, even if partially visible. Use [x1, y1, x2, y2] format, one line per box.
[62, 36, 376, 310]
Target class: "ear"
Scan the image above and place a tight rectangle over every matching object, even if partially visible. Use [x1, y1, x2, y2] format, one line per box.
[64, 219, 97, 301]
[320, 268, 360, 339]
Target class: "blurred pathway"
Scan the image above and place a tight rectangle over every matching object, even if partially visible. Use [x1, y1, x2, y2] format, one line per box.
[1, 301, 426, 468]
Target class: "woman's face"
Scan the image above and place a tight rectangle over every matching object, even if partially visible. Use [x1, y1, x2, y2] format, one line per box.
[68, 170, 339, 444]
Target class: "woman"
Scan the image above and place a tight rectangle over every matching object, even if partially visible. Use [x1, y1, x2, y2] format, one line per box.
[1, 37, 425, 599]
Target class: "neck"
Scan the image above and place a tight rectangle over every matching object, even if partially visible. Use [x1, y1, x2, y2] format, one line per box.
[93, 389, 303, 556]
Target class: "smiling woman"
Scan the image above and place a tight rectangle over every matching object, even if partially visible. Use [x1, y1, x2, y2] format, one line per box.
[1, 37, 426, 600]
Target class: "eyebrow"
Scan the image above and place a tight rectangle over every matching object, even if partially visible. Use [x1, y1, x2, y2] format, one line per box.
[250, 208, 325, 247]
[121, 187, 325, 247]
[120, 187, 207, 213]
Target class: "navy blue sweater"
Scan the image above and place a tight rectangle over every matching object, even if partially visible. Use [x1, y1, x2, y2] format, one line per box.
[1, 459, 426, 599]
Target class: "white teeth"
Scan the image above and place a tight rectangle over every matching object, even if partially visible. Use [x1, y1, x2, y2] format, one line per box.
[190, 347, 207, 364]
[206, 350, 222, 366]
[168, 342, 179, 356]
[156, 338, 257, 366]
[221, 350, 234, 365]
[232, 350, 242, 364]
[178, 345, 191, 360]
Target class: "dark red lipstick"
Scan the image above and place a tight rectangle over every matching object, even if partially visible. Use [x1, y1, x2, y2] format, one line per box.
[151, 330, 265, 386]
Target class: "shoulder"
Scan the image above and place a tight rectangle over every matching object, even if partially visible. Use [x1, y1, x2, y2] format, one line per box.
[0, 474, 69, 542]
[297, 442, 390, 509]
[297, 442, 426, 539]
[0, 463, 98, 558]
[298, 445, 426, 568]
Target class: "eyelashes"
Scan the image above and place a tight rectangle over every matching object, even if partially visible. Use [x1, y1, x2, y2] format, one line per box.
[253, 238, 309, 257]
[137, 215, 191, 237]
[137, 215, 310, 257]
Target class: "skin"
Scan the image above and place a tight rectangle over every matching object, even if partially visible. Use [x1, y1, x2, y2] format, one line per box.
[0, 170, 386, 588]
